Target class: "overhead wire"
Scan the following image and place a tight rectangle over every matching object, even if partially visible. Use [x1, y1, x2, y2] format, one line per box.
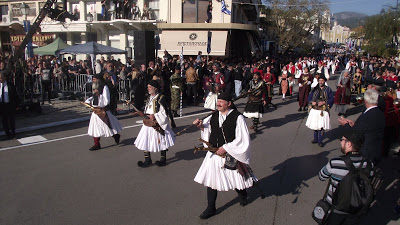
[231, 0, 368, 7]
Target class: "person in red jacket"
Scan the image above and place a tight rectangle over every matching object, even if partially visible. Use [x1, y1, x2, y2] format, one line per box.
[262, 66, 277, 108]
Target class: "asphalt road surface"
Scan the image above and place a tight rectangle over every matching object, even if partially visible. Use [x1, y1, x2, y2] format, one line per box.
[0, 74, 399, 225]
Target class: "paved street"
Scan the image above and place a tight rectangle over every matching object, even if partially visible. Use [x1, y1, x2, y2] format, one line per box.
[0, 74, 399, 225]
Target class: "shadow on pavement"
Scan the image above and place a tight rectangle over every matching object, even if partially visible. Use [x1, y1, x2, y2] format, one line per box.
[260, 112, 306, 130]
[167, 148, 207, 165]
[257, 151, 331, 199]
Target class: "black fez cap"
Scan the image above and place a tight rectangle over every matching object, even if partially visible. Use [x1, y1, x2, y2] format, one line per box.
[218, 91, 232, 102]
[254, 71, 261, 76]
[148, 80, 160, 89]
[318, 75, 327, 81]
[175, 64, 181, 70]
[342, 129, 364, 148]
[227, 63, 234, 67]
[93, 73, 104, 81]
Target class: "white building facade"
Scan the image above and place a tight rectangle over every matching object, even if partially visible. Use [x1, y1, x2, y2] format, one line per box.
[0, 0, 261, 64]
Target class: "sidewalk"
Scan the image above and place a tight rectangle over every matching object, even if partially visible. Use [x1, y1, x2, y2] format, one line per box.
[0, 99, 130, 137]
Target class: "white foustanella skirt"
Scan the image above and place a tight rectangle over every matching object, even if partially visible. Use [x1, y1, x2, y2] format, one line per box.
[194, 151, 253, 191]
[87, 111, 123, 137]
[204, 92, 218, 110]
[134, 125, 175, 152]
[305, 108, 331, 130]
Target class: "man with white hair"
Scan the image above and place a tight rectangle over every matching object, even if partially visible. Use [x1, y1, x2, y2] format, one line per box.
[338, 89, 385, 163]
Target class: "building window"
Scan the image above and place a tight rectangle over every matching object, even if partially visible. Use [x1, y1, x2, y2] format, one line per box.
[148, 0, 159, 20]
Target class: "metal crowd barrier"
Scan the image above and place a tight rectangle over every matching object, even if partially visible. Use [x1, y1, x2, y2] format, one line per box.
[28, 74, 133, 104]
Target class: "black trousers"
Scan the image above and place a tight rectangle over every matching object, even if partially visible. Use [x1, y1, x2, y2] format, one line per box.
[0, 103, 16, 136]
[186, 83, 198, 105]
[41, 81, 52, 103]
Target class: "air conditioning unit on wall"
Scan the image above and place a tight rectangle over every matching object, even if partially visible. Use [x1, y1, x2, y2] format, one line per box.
[2, 15, 10, 23]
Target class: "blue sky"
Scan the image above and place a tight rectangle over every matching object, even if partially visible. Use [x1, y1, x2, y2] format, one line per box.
[329, 0, 397, 15]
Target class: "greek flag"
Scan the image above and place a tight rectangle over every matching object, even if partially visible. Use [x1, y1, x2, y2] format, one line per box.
[221, 0, 231, 15]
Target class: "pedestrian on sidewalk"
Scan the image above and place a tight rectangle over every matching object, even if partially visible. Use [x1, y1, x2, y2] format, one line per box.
[0, 72, 18, 139]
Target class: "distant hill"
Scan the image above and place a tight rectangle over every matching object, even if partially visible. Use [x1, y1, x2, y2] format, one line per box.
[332, 12, 368, 29]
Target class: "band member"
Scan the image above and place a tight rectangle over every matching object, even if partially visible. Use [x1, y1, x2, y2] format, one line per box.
[353, 67, 363, 94]
[84, 74, 122, 151]
[305, 75, 334, 147]
[334, 69, 352, 116]
[243, 72, 266, 132]
[262, 66, 277, 108]
[204, 63, 225, 110]
[193, 92, 253, 219]
[298, 67, 312, 111]
[134, 80, 175, 167]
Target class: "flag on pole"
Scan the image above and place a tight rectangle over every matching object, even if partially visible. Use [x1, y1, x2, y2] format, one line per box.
[180, 44, 184, 66]
[221, 0, 231, 15]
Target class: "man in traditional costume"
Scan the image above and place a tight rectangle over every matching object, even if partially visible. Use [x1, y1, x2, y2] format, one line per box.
[298, 67, 312, 111]
[306, 75, 334, 147]
[192, 92, 253, 219]
[334, 69, 352, 116]
[204, 63, 225, 110]
[243, 72, 266, 132]
[84, 74, 122, 151]
[135, 80, 176, 167]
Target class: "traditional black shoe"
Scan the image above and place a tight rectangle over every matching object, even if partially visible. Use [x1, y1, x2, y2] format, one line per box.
[318, 143, 325, 147]
[155, 160, 166, 167]
[298, 107, 302, 112]
[311, 140, 318, 144]
[303, 107, 308, 111]
[239, 196, 248, 207]
[114, 134, 121, 145]
[199, 207, 216, 219]
[171, 122, 177, 129]
[137, 159, 152, 168]
[89, 144, 101, 151]
[338, 113, 343, 116]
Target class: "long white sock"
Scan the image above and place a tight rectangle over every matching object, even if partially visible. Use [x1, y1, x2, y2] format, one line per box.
[283, 94, 286, 98]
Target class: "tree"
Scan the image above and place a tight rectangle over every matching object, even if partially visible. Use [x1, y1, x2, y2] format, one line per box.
[264, 0, 329, 54]
[363, 11, 400, 56]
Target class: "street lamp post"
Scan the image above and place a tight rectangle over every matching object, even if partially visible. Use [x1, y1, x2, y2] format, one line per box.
[20, 2, 32, 59]
[87, 12, 93, 42]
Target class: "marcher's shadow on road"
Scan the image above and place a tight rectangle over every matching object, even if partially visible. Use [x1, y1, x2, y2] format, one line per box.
[216, 151, 331, 215]
[119, 137, 136, 147]
[258, 151, 330, 198]
[258, 112, 306, 132]
[167, 148, 207, 165]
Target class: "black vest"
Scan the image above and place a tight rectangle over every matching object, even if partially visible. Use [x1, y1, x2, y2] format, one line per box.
[209, 110, 241, 148]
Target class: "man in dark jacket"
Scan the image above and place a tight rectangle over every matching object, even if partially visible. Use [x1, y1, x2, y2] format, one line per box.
[338, 89, 385, 164]
[0, 72, 19, 139]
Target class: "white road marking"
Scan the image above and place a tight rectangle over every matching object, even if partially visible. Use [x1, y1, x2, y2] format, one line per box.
[17, 135, 47, 145]
[0, 111, 211, 152]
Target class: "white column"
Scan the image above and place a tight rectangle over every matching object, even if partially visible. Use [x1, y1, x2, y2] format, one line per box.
[80, 1, 86, 21]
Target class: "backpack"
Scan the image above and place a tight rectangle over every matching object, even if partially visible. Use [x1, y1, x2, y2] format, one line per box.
[332, 155, 374, 214]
